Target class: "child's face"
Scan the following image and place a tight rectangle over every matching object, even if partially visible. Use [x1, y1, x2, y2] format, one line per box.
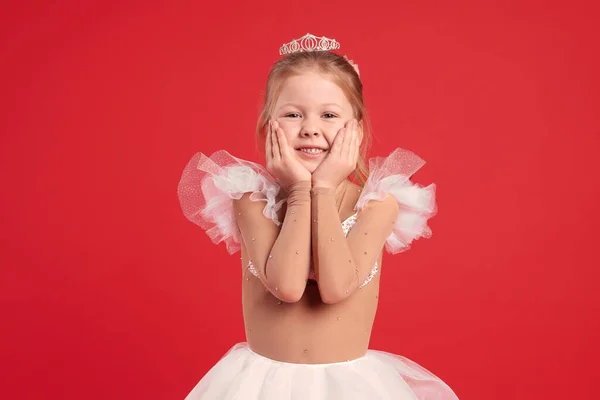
[272, 71, 357, 173]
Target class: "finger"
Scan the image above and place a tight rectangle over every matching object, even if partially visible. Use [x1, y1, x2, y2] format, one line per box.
[341, 120, 354, 160]
[338, 120, 352, 161]
[271, 121, 281, 161]
[272, 121, 282, 161]
[276, 125, 291, 158]
[349, 120, 358, 164]
[265, 121, 273, 161]
[352, 122, 360, 166]
[330, 128, 345, 157]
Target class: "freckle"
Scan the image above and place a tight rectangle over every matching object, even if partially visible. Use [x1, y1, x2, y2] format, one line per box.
[296, 251, 299, 255]
[294, 218, 297, 222]
[375, 295, 378, 299]
[348, 259, 352, 263]
[303, 349, 308, 353]
[364, 232, 368, 235]
[330, 238, 335, 242]
[364, 251, 367, 255]
[337, 317, 341, 320]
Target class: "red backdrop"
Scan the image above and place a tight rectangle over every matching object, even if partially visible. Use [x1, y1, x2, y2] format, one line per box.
[1, 1, 599, 399]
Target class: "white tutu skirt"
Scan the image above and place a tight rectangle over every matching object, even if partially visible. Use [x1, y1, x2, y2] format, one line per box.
[185, 343, 458, 400]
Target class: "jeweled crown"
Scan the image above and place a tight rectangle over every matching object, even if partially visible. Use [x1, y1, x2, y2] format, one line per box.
[279, 33, 340, 55]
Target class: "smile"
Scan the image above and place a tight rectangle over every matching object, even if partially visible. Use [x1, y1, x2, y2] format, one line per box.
[299, 148, 325, 154]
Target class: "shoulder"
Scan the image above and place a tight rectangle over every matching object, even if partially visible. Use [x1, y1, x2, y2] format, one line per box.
[177, 150, 286, 254]
[354, 147, 437, 254]
[355, 147, 435, 210]
[178, 150, 282, 199]
[345, 180, 398, 216]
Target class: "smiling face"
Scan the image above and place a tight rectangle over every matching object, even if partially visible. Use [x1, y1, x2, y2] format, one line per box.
[272, 71, 358, 173]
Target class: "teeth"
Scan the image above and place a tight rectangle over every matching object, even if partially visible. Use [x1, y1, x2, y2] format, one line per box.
[299, 148, 324, 154]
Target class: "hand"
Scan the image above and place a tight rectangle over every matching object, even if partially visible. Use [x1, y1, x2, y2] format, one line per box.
[312, 119, 360, 189]
[265, 120, 312, 189]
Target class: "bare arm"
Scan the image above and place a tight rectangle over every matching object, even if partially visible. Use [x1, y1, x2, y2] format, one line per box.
[311, 186, 399, 304]
[234, 181, 312, 302]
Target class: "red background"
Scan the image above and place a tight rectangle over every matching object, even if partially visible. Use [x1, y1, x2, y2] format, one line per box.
[1, 1, 599, 399]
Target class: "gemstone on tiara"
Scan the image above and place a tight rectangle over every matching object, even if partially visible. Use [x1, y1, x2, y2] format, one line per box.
[279, 33, 340, 55]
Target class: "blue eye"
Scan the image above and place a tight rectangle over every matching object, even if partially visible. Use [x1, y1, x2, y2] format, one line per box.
[285, 113, 301, 118]
[323, 113, 337, 119]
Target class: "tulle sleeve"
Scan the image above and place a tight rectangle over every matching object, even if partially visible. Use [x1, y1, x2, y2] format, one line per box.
[354, 148, 438, 254]
[177, 150, 286, 255]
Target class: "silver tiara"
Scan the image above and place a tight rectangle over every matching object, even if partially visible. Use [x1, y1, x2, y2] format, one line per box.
[279, 33, 340, 55]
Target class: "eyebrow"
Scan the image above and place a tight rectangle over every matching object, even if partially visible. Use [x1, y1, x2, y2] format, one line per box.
[278, 103, 343, 109]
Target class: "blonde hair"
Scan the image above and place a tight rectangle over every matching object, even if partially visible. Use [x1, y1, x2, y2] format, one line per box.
[256, 51, 372, 186]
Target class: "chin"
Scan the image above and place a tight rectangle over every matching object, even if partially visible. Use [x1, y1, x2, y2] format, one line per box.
[301, 162, 319, 174]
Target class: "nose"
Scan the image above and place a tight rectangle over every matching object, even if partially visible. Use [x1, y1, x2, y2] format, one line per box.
[299, 117, 322, 137]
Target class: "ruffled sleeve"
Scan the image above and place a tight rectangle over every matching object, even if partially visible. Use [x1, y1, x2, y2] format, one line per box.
[354, 148, 437, 254]
[177, 150, 286, 254]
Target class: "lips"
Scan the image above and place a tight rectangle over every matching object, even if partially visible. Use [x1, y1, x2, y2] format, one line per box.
[296, 146, 328, 158]
[295, 146, 328, 150]
[295, 144, 327, 150]
[298, 147, 325, 154]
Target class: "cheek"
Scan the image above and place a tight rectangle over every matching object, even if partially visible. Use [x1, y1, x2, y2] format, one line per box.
[325, 126, 343, 144]
[276, 120, 299, 140]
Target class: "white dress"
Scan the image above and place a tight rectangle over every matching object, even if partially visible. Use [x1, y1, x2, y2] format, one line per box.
[177, 148, 459, 399]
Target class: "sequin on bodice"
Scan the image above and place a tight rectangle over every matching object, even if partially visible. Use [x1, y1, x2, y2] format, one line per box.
[247, 213, 379, 289]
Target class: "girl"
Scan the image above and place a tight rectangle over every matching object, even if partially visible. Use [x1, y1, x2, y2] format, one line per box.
[178, 33, 458, 399]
